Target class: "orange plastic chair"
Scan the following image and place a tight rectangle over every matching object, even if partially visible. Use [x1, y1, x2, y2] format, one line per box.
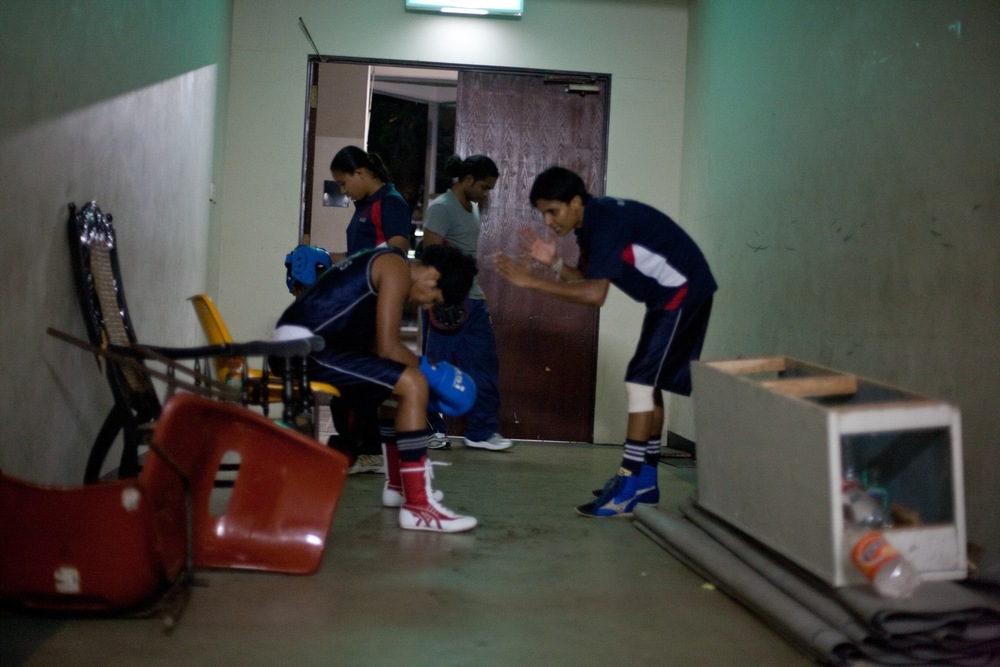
[0, 449, 189, 620]
[147, 393, 349, 574]
[187, 293, 242, 381]
[188, 293, 339, 399]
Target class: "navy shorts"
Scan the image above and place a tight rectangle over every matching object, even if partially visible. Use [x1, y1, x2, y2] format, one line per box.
[310, 348, 407, 412]
[625, 296, 713, 396]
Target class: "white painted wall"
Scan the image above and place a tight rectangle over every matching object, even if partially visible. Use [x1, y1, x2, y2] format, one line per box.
[219, 0, 691, 445]
[0, 1, 232, 483]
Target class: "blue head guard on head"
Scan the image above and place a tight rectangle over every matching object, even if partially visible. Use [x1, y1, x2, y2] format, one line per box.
[285, 245, 332, 292]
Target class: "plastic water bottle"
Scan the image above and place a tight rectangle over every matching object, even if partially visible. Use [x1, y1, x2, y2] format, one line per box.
[842, 484, 887, 528]
[862, 469, 890, 517]
[847, 528, 922, 598]
[224, 362, 244, 393]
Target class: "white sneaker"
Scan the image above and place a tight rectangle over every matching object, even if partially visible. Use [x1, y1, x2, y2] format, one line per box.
[348, 454, 385, 475]
[463, 433, 513, 451]
[427, 432, 451, 450]
[399, 503, 477, 533]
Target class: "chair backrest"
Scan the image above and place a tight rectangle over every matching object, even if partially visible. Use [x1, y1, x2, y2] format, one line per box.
[68, 202, 161, 480]
[147, 393, 348, 574]
[66, 202, 325, 481]
[188, 294, 234, 344]
[188, 294, 236, 379]
[0, 468, 186, 612]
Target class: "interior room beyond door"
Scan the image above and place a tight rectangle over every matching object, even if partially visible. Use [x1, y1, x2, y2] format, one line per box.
[301, 58, 609, 443]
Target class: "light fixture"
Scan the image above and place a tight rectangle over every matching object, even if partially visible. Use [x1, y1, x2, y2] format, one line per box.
[405, 0, 523, 17]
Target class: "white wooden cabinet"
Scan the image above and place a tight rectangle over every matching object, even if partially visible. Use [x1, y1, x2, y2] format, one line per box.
[692, 356, 966, 587]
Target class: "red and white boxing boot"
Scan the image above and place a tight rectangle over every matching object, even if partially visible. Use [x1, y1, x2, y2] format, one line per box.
[398, 457, 476, 532]
[382, 444, 442, 507]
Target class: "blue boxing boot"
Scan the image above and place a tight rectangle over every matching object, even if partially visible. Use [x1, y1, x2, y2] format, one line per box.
[636, 464, 660, 505]
[590, 464, 659, 506]
[576, 467, 645, 518]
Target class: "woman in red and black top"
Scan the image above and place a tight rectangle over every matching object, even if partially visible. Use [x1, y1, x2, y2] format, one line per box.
[330, 145, 411, 256]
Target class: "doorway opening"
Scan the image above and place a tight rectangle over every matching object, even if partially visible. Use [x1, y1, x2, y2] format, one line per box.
[300, 56, 610, 443]
[367, 67, 458, 253]
[302, 61, 461, 256]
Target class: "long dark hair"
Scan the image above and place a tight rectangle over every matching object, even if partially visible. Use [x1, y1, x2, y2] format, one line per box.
[330, 145, 391, 183]
[443, 154, 499, 183]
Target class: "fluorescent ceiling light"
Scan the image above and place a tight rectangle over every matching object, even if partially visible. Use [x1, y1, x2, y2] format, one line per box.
[405, 0, 523, 17]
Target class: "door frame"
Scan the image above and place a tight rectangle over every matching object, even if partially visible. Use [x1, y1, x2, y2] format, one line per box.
[300, 55, 611, 241]
[300, 55, 612, 442]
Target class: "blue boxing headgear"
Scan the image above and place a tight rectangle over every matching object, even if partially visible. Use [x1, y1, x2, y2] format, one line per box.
[285, 245, 332, 292]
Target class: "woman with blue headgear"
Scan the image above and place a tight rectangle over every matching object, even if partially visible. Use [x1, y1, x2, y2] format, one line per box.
[276, 244, 480, 533]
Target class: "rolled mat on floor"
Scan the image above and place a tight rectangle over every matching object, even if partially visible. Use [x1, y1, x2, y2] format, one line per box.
[633, 498, 1000, 666]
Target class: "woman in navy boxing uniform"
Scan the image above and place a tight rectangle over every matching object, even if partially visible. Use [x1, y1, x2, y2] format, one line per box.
[278, 244, 480, 533]
[495, 166, 717, 519]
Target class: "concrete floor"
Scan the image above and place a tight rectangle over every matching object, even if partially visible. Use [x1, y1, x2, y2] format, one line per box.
[1, 440, 814, 666]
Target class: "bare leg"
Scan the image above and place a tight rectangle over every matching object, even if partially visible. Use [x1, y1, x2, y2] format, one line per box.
[626, 410, 654, 442]
[651, 389, 665, 440]
[627, 385, 664, 441]
[391, 367, 429, 432]
[391, 366, 475, 532]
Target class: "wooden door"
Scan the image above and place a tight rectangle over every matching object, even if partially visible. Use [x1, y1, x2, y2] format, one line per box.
[456, 71, 609, 442]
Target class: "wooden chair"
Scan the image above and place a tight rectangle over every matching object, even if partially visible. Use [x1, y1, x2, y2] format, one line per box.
[66, 201, 323, 483]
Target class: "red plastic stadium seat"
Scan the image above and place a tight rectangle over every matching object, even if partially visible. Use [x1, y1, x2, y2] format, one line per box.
[0, 464, 186, 615]
[147, 393, 349, 574]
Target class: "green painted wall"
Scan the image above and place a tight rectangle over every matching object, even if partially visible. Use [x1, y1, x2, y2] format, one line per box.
[682, 0, 1000, 555]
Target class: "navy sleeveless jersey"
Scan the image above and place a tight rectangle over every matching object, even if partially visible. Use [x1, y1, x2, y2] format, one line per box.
[276, 247, 401, 351]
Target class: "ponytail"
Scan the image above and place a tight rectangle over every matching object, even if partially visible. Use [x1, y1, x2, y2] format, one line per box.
[443, 154, 499, 183]
[330, 145, 391, 183]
